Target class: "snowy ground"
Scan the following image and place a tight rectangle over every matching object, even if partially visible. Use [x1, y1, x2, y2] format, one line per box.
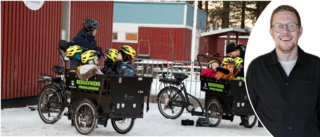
[1, 103, 270, 136]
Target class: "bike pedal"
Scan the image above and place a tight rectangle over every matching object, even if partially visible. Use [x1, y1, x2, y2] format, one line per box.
[98, 119, 108, 127]
[191, 111, 203, 116]
[58, 107, 68, 119]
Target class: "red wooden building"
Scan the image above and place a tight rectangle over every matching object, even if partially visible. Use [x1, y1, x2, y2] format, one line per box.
[200, 28, 249, 57]
[112, 2, 207, 61]
[1, 1, 113, 106]
[112, 27, 192, 61]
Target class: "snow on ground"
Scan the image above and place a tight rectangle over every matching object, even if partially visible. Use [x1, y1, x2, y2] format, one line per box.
[1, 103, 270, 136]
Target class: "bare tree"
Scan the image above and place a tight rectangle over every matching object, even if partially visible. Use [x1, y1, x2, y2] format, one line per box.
[205, 1, 209, 25]
[198, 1, 202, 9]
[208, 1, 270, 29]
[241, 1, 245, 28]
[222, 1, 230, 28]
[256, 1, 270, 19]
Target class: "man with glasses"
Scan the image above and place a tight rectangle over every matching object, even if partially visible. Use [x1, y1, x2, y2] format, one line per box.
[246, 5, 320, 137]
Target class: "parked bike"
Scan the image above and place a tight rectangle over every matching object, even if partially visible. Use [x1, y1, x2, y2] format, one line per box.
[37, 40, 153, 135]
[156, 54, 257, 128]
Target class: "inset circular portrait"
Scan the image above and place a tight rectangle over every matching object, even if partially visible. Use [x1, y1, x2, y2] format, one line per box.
[245, 0, 320, 137]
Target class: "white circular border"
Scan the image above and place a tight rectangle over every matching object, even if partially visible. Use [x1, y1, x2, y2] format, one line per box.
[244, 0, 320, 76]
[23, 0, 44, 11]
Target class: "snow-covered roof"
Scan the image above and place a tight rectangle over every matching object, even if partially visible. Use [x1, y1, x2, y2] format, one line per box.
[201, 28, 247, 37]
[219, 35, 249, 39]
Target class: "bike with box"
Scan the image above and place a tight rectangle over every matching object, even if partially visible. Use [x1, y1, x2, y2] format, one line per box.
[156, 53, 257, 128]
[37, 40, 152, 135]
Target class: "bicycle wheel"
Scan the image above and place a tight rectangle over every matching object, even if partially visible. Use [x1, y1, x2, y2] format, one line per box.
[38, 85, 63, 124]
[74, 99, 98, 135]
[111, 118, 135, 134]
[206, 98, 222, 127]
[157, 86, 185, 119]
[241, 115, 257, 128]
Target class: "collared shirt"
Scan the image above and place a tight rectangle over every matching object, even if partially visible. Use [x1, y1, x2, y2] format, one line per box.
[278, 58, 297, 76]
[246, 46, 320, 137]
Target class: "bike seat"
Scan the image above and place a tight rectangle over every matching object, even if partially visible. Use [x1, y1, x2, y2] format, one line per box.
[174, 73, 188, 82]
[159, 78, 180, 85]
[52, 66, 64, 75]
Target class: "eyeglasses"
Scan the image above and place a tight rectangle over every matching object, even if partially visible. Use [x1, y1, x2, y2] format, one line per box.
[271, 22, 300, 33]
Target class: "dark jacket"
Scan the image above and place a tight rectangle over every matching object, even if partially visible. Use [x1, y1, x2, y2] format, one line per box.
[69, 29, 97, 70]
[237, 44, 246, 59]
[246, 47, 320, 137]
[236, 44, 246, 77]
[115, 61, 135, 76]
[102, 58, 116, 76]
[69, 29, 97, 50]
[70, 58, 82, 70]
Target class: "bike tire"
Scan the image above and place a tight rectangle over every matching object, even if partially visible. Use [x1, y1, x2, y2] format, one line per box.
[206, 98, 222, 127]
[37, 85, 63, 124]
[157, 86, 185, 119]
[74, 99, 98, 135]
[111, 118, 135, 134]
[241, 115, 257, 128]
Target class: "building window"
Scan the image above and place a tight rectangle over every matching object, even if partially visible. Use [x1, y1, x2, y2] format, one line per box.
[112, 33, 118, 40]
[112, 32, 138, 43]
[126, 33, 137, 41]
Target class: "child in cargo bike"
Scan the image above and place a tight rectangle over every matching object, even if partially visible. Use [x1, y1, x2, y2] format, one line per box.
[102, 48, 119, 75]
[76, 50, 103, 80]
[66, 45, 83, 71]
[216, 57, 237, 80]
[200, 59, 221, 77]
[233, 57, 245, 81]
[111, 45, 136, 76]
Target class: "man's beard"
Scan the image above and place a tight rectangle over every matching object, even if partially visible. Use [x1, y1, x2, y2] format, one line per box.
[276, 43, 297, 54]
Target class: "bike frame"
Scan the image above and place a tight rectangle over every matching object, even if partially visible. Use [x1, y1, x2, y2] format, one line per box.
[44, 47, 71, 119]
[169, 81, 205, 116]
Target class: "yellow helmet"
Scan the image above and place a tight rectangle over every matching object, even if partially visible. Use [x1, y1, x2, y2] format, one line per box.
[81, 50, 98, 64]
[234, 57, 244, 68]
[106, 48, 119, 62]
[119, 45, 136, 59]
[66, 45, 82, 57]
[207, 59, 221, 69]
[222, 57, 236, 65]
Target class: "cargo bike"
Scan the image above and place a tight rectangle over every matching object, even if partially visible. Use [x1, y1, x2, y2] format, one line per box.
[156, 54, 257, 128]
[37, 40, 153, 135]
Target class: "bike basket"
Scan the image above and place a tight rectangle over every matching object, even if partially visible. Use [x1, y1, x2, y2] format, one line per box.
[200, 76, 230, 94]
[108, 76, 153, 118]
[66, 72, 104, 94]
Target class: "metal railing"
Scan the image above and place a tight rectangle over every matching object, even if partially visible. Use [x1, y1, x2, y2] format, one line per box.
[133, 58, 208, 99]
